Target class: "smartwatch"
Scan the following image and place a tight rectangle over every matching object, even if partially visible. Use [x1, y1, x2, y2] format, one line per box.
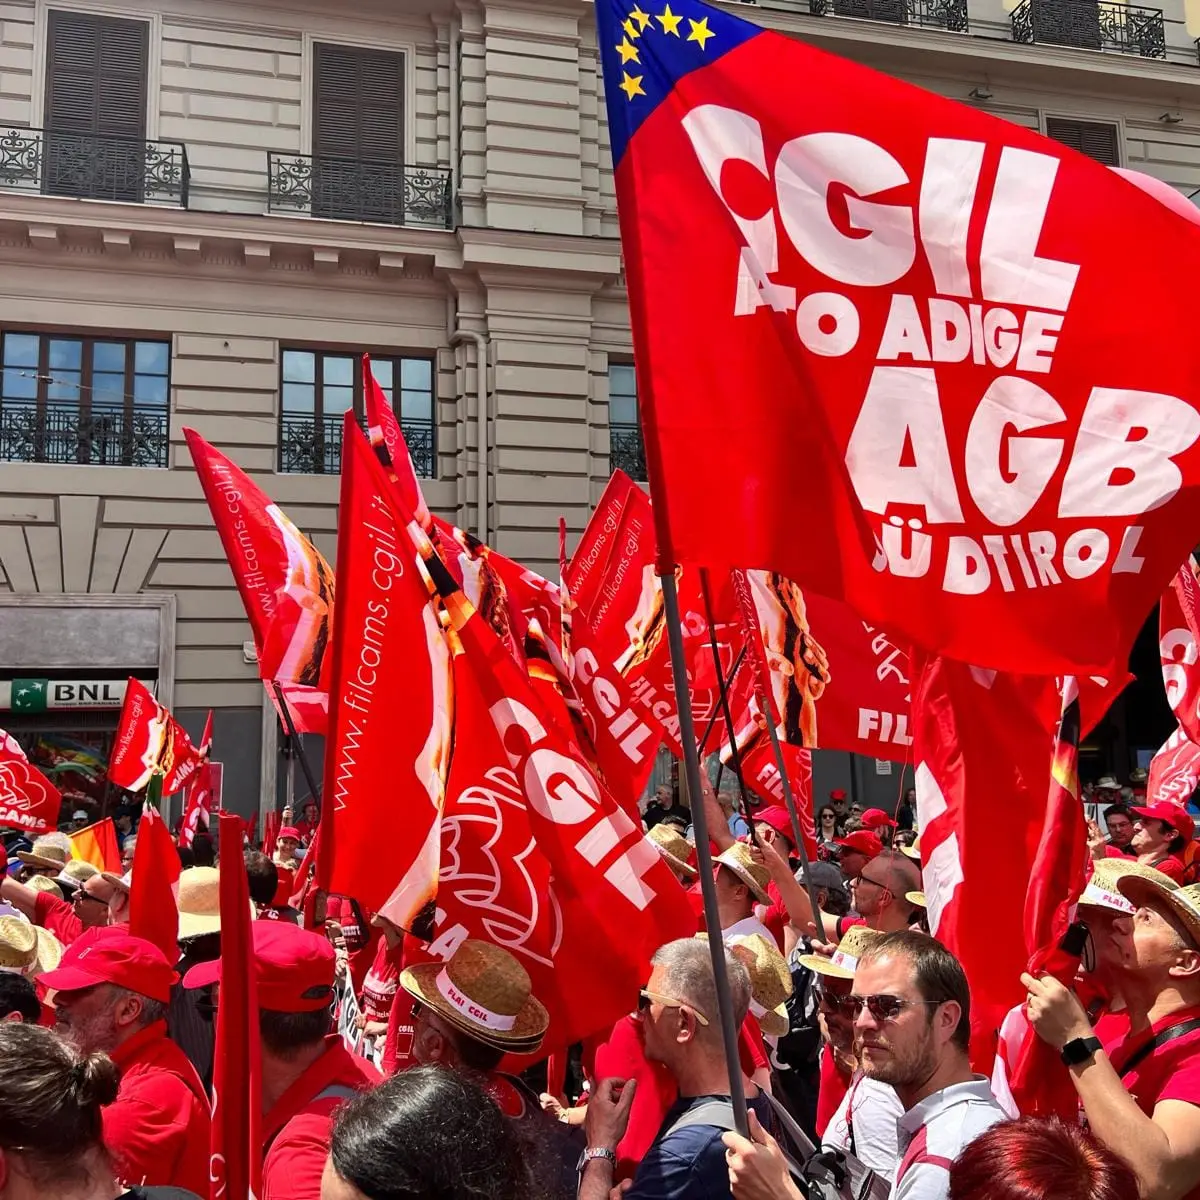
[1061, 1036, 1103, 1067]
[577, 1147, 617, 1173]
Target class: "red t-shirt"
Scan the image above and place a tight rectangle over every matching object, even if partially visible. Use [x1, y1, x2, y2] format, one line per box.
[739, 1012, 770, 1078]
[592, 1014, 678, 1179]
[262, 1036, 382, 1200]
[103, 1021, 211, 1195]
[34, 890, 82, 946]
[761, 880, 788, 947]
[816, 1047, 853, 1139]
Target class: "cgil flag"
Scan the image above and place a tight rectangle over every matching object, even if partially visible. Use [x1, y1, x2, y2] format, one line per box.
[0, 729, 61, 835]
[108, 679, 202, 797]
[597, 0, 1200, 678]
[179, 711, 214, 850]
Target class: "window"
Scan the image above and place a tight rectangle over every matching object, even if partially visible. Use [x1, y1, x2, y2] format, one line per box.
[608, 363, 646, 482]
[44, 11, 150, 202]
[0, 333, 170, 466]
[278, 349, 435, 476]
[311, 43, 404, 222]
[1045, 118, 1121, 165]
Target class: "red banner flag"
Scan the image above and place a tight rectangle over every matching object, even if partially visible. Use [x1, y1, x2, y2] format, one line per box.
[184, 428, 333, 733]
[1159, 559, 1200, 746]
[69, 817, 121, 874]
[179, 711, 214, 850]
[0, 729, 61, 835]
[598, 0, 1200, 678]
[317, 417, 451, 932]
[109, 679, 202, 796]
[363, 352, 432, 531]
[209, 813, 263, 1200]
[1148, 725, 1200, 809]
[129, 803, 181, 962]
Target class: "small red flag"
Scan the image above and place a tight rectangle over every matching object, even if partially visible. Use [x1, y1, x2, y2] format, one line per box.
[129, 803, 181, 962]
[109, 679, 202, 797]
[179, 711, 214, 849]
[209, 812, 263, 1200]
[262, 810, 282, 861]
[363, 352, 432, 531]
[0, 728, 61, 835]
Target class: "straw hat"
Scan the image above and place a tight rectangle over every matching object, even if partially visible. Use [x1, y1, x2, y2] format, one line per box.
[16, 836, 71, 872]
[1118, 877, 1200, 950]
[400, 940, 549, 1052]
[727, 933, 793, 1038]
[178, 867, 221, 940]
[796, 925, 886, 979]
[1096, 776, 1120, 791]
[906, 891, 926, 908]
[714, 842, 771, 905]
[647, 824, 697, 876]
[101, 870, 132, 894]
[1081, 858, 1178, 915]
[59, 860, 98, 885]
[0, 916, 37, 975]
[1129, 767, 1149, 785]
[27, 876, 63, 902]
[32, 926, 63, 975]
[901, 836, 921, 862]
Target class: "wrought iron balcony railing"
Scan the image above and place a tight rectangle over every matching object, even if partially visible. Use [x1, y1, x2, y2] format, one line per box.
[1012, 0, 1165, 56]
[279, 412, 435, 477]
[610, 421, 647, 482]
[267, 153, 453, 228]
[0, 126, 189, 206]
[808, 0, 968, 29]
[0, 402, 169, 467]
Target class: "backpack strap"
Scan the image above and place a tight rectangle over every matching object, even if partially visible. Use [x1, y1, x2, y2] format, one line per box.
[665, 1100, 740, 1138]
[312, 1083, 362, 1104]
[1115, 1016, 1200, 1080]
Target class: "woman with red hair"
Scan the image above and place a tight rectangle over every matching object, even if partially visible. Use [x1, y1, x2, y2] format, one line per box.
[949, 1117, 1136, 1200]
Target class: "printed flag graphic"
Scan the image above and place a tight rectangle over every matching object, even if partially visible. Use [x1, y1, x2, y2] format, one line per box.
[108, 679, 202, 796]
[0, 729, 61, 835]
[179, 711, 214, 850]
[597, 0, 1200, 677]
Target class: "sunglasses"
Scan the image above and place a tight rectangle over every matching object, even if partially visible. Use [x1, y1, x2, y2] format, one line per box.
[73, 891, 107, 906]
[855, 873, 891, 890]
[815, 986, 860, 1018]
[638, 988, 710, 1026]
[845, 993, 943, 1022]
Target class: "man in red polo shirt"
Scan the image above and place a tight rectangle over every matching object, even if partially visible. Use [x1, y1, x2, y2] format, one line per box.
[38, 926, 210, 1193]
[185, 920, 380, 1200]
[0, 847, 127, 946]
[1024, 876, 1200, 1200]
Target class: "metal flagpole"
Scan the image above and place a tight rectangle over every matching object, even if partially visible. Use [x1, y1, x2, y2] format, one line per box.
[660, 569, 750, 1138]
[272, 683, 322, 807]
[696, 645, 746, 757]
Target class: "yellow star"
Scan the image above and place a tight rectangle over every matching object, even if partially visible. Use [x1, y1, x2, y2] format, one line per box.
[619, 70, 646, 100]
[657, 3, 683, 33]
[615, 37, 640, 63]
[631, 5, 653, 29]
[622, 16, 641, 38]
[687, 16, 715, 47]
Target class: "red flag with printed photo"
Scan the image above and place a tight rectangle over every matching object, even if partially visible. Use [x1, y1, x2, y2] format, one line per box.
[1148, 725, 1200, 809]
[598, 0, 1200, 678]
[739, 739, 817, 861]
[209, 812, 263, 1200]
[363, 352, 432, 531]
[178, 711, 213, 850]
[317, 418, 452, 932]
[0, 728, 60, 835]
[184, 428, 333, 734]
[129, 801, 181, 962]
[1159, 558, 1200, 746]
[108, 679, 202, 796]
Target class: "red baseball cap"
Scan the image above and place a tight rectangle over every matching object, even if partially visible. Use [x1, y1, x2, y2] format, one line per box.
[1132, 803, 1195, 844]
[184, 920, 334, 1012]
[39, 927, 178, 1004]
[277, 826, 302, 842]
[830, 789, 847, 801]
[861, 808, 898, 830]
[753, 806, 796, 847]
[834, 830, 884, 859]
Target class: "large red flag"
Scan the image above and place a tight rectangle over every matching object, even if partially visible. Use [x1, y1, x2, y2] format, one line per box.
[0, 729, 61, 835]
[184, 429, 333, 733]
[598, 0, 1200, 677]
[1159, 558, 1200, 746]
[209, 812, 262, 1200]
[179, 712, 213, 850]
[129, 802, 181, 962]
[363, 352, 432, 530]
[317, 418, 452, 933]
[109, 679, 202, 796]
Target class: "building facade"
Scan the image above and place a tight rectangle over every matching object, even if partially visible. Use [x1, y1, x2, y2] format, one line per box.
[0, 0, 1193, 820]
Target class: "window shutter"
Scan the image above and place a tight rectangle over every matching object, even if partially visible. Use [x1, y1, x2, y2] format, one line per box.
[312, 43, 403, 164]
[45, 10, 147, 138]
[1045, 118, 1120, 166]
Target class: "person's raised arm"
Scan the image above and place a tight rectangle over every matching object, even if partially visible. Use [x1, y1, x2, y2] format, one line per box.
[698, 774, 736, 853]
[755, 834, 839, 948]
[0, 877, 38, 921]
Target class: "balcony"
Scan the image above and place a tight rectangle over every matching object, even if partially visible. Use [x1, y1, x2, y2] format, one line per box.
[1011, 0, 1165, 56]
[610, 421, 647, 482]
[808, 0, 968, 29]
[0, 402, 169, 467]
[279, 412, 435, 476]
[0, 127, 189, 207]
[266, 153, 453, 228]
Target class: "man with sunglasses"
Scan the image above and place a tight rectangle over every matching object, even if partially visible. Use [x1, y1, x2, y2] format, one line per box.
[0, 852, 124, 947]
[581, 937, 756, 1200]
[854, 930, 1005, 1200]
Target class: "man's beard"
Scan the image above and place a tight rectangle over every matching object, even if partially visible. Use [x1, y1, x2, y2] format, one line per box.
[56, 1009, 119, 1056]
[858, 1022, 938, 1089]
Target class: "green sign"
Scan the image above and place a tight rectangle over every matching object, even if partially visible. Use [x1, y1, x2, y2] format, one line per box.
[0, 678, 153, 712]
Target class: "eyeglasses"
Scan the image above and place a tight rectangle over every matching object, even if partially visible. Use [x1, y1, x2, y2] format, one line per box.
[815, 986, 860, 1018]
[855, 873, 891, 890]
[638, 988, 710, 1026]
[73, 891, 107, 907]
[845, 993, 943, 1022]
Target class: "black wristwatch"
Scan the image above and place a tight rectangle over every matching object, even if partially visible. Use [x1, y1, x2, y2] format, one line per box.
[1061, 1036, 1103, 1067]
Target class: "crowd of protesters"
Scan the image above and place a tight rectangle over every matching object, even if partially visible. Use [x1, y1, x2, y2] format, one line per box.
[0, 767, 1197, 1200]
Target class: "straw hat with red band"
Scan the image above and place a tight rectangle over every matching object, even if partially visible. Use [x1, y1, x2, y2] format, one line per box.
[647, 824, 697, 876]
[796, 925, 886, 979]
[861, 808, 898, 831]
[399, 940, 549, 1052]
[40, 927, 178, 1004]
[752, 806, 796, 848]
[277, 825, 302, 842]
[184, 921, 335, 1012]
[834, 830, 884, 860]
[1080, 858, 1178, 915]
[1132, 803, 1196, 844]
[714, 842, 772, 905]
[1118, 877, 1200, 951]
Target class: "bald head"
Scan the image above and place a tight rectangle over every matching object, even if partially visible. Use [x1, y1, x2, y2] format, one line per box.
[875, 850, 921, 896]
[850, 849, 923, 930]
